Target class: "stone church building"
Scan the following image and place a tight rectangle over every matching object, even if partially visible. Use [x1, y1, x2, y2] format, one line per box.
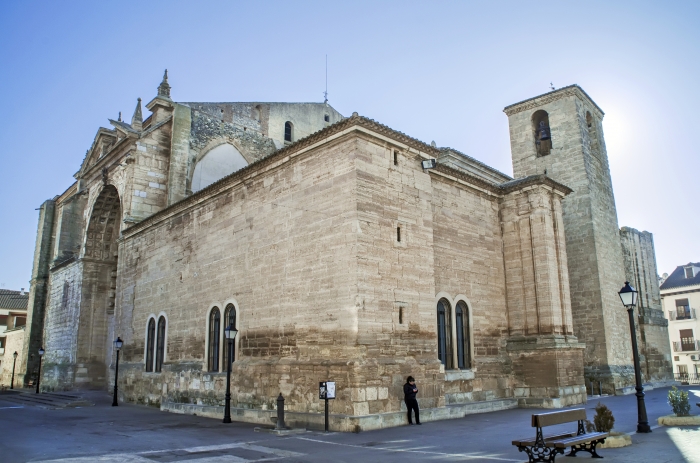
[21, 72, 672, 430]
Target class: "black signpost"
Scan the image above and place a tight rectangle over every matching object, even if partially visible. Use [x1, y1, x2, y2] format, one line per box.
[319, 381, 336, 432]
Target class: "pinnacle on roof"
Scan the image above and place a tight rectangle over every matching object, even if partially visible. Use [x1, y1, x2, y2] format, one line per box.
[157, 69, 171, 99]
[118, 111, 122, 122]
[131, 98, 143, 131]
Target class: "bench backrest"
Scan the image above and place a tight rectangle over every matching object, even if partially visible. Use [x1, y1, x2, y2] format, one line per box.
[532, 408, 587, 428]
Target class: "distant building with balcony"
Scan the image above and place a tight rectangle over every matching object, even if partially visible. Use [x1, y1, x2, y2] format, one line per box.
[660, 262, 700, 383]
[0, 289, 29, 388]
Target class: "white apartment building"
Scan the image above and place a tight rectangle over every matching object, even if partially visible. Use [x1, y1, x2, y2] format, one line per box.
[660, 262, 700, 382]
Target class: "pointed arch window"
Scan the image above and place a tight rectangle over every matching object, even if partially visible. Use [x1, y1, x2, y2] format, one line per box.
[456, 301, 471, 369]
[208, 307, 221, 372]
[223, 304, 237, 368]
[155, 316, 166, 372]
[284, 121, 293, 143]
[145, 318, 155, 372]
[437, 299, 453, 369]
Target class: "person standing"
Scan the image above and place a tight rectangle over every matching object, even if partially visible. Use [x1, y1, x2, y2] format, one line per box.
[403, 376, 421, 425]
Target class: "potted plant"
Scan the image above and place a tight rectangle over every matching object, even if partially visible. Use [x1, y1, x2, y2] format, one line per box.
[586, 403, 631, 448]
[658, 386, 700, 426]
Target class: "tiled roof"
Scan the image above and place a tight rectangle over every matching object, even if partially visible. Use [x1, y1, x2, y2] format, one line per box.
[0, 289, 29, 310]
[660, 263, 700, 291]
[438, 147, 512, 182]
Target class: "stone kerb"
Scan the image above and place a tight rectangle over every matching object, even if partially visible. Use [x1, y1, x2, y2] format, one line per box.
[657, 414, 700, 426]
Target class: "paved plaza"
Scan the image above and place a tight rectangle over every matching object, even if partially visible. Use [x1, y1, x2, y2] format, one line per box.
[1, 386, 698, 463]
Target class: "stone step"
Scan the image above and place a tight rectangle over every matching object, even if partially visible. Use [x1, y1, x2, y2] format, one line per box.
[0, 391, 94, 409]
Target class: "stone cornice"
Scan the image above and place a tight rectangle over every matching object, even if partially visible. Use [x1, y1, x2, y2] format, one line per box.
[500, 174, 573, 196]
[503, 84, 604, 119]
[78, 135, 137, 181]
[432, 165, 572, 198]
[432, 164, 501, 195]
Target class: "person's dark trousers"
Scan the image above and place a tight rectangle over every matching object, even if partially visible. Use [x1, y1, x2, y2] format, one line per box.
[405, 399, 420, 424]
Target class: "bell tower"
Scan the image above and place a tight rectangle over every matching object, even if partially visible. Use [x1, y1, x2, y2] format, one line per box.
[504, 85, 635, 394]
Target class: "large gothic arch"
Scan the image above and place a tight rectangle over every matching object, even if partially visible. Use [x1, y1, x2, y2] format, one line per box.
[189, 139, 250, 193]
[75, 184, 121, 387]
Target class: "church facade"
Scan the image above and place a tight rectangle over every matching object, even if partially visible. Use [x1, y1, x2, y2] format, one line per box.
[22, 73, 672, 430]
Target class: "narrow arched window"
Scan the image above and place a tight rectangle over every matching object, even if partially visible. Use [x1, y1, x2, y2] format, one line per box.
[155, 316, 166, 372]
[586, 111, 600, 158]
[532, 110, 552, 157]
[456, 301, 471, 369]
[223, 304, 237, 368]
[437, 299, 453, 369]
[208, 307, 221, 372]
[145, 318, 155, 372]
[284, 121, 293, 143]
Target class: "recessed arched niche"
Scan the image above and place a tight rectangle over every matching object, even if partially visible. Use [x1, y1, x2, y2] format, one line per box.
[191, 143, 248, 193]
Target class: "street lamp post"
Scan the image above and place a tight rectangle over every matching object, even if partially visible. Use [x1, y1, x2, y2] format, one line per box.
[618, 282, 651, 433]
[112, 337, 123, 407]
[223, 325, 238, 424]
[36, 347, 45, 394]
[10, 351, 18, 389]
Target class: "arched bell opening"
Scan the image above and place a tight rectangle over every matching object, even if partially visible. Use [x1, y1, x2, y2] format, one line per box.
[76, 185, 122, 388]
[532, 110, 553, 157]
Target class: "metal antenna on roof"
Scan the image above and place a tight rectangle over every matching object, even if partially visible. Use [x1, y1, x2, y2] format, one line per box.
[323, 55, 328, 104]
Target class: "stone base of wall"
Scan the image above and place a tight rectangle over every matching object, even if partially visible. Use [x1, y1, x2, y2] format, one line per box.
[584, 365, 636, 396]
[516, 385, 587, 408]
[161, 397, 519, 432]
[612, 378, 679, 396]
[40, 361, 107, 391]
[507, 335, 587, 408]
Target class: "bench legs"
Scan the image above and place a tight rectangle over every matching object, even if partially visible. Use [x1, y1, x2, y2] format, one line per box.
[566, 439, 606, 459]
[518, 445, 565, 463]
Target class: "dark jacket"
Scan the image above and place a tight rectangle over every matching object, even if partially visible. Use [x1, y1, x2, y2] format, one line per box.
[404, 382, 418, 400]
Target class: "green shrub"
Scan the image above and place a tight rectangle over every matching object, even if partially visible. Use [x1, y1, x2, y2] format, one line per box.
[585, 402, 615, 433]
[668, 386, 691, 416]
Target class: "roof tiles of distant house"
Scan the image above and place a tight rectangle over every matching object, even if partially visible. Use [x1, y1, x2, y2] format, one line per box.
[659, 263, 700, 291]
[0, 289, 29, 310]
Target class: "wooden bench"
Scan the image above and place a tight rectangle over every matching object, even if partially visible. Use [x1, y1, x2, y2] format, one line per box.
[512, 408, 608, 462]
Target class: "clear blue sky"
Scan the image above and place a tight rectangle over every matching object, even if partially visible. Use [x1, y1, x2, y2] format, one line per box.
[0, 1, 698, 290]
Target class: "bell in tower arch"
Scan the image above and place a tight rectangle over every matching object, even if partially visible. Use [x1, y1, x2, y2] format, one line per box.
[538, 121, 551, 141]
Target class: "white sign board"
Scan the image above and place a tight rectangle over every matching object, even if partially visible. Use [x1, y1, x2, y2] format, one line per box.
[319, 381, 336, 399]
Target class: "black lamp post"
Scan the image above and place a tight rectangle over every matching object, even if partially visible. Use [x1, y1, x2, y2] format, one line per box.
[112, 337, 123, 407]
[618, 282, 651, 433]
[10, 351, 18, 389]
[36, 347, 45, 394]
[223, 324, 238, 423]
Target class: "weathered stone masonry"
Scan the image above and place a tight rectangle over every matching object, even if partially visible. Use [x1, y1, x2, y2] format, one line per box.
[27, 77, 671, 431]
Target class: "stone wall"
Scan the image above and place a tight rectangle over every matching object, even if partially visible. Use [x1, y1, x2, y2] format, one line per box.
[430, 164, 510, 404]
[0, 327, 25, 387]
[115, 135, 361, 417]
[22, 199, 55, 386]
[620, 227, 673, 384]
